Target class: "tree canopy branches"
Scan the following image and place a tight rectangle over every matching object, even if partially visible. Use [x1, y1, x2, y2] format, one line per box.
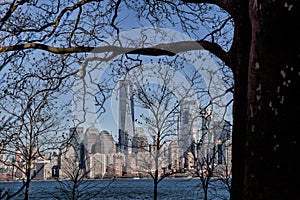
[0, 0, 234, 70]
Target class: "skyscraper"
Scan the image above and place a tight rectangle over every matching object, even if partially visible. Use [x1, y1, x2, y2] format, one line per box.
[68, 127, 85, 169]
[178, 100, 202, 169]
[179, 100, 201, 152]
[118, 80, 135, 154]
[0, 141, 5, 168]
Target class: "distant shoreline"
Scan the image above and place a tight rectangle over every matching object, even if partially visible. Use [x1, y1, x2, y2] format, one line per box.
[0, 175, 229, 183]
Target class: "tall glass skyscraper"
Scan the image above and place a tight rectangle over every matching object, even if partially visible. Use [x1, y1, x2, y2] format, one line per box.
[179, 100, 201, 151]
[118, 80, 135, 154]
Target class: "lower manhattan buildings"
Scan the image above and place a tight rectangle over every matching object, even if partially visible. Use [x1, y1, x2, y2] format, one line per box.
[0, 81, 231, 181]
[55, 103, 232, 180]
[0, 112, 231, 181]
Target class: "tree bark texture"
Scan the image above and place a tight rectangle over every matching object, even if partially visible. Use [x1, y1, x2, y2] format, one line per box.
[245, 1, 300, 199]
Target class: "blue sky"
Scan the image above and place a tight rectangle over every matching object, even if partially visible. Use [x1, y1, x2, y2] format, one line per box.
[69, 2, 234, 142]
[0, 1, 234, 143]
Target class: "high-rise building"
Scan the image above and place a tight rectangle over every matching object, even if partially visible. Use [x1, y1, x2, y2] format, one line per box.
[168, 140, 181, 172]
[86, 126, 99, 154]
[217, 120, 232, 164]
[200, 108, 214, 161]
[91, 130, 116, 154]
[178, 100, 202, 169]
[69, 127, 86, 169]
[198, 109, 232, 168]
[118, 80, 135, 154]
[0, 141, 5, 168]
[132, 127, 148, 154]
[179, 100, 201, 153]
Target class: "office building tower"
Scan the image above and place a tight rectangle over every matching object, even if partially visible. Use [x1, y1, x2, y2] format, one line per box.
[132, 127, 148, 154]
[91, 130, 116, 154]
[118, 80, 135, 154]
[179, 100, 201, 152]
[217, 120, 232, 165]
[86, 126, 99, 154]
[0, 141, 5, 168]
[69, 127, 86, 167]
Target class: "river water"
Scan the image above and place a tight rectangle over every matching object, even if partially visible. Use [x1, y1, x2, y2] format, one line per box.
[0, 178, 230, 200]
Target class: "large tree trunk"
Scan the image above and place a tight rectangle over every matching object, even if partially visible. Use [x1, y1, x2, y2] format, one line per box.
[244, 1, 299, 199]
[229, 1, 252, 199]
